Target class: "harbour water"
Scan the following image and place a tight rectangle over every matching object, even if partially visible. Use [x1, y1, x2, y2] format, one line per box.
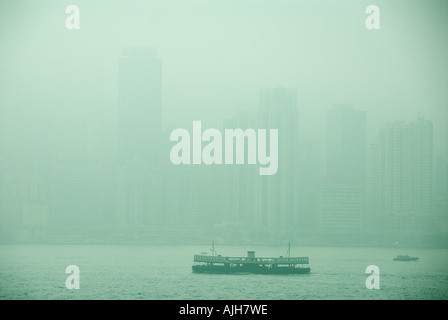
[0, 244, 447, 300]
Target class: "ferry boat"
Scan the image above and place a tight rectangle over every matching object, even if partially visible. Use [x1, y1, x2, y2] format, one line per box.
[192, 243, 310, 274]
[393, 255, 419, 261]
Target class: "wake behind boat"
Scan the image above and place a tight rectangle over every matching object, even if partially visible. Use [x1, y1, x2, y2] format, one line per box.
[192, 242, 310, 274]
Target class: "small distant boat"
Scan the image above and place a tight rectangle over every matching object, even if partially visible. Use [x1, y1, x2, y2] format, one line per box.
[393, 255, 419, 261]
[192, 242, 310, 274]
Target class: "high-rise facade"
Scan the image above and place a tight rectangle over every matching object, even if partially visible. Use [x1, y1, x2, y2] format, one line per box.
[326, 104, 366, 184]
[319, 104, 366, 237]
[117, 47, 162, 165]
[115, 47, 163, 228]
[259, 87, 298, 230]
[366, 115, 433, 236]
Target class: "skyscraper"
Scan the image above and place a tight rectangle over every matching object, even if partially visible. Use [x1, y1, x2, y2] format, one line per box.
[319, 104, 366, 239]
[51, 158, 102, 230]
[366, 115, 433, 237]
[115, 47, 163, 230]
[221, 115, 260, 228]
[259, 87, 298, 230]
[296, 139, 320, 233]
[326, 104, 366, 184]
[117, 47, 162, 165]
[433, 157, 448, 236]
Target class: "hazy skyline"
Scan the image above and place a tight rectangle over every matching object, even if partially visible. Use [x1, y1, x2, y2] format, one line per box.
[0, 0, 447, 246]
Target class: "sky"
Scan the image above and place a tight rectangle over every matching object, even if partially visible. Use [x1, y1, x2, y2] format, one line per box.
[0, 0, 447, 156]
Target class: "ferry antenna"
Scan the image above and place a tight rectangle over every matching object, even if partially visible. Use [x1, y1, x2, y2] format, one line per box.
[286, 242, 291, 258]
[211, 240, 217, 256]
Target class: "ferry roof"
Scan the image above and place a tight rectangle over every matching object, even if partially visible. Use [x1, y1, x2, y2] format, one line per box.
[194, 254, 309, 265]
